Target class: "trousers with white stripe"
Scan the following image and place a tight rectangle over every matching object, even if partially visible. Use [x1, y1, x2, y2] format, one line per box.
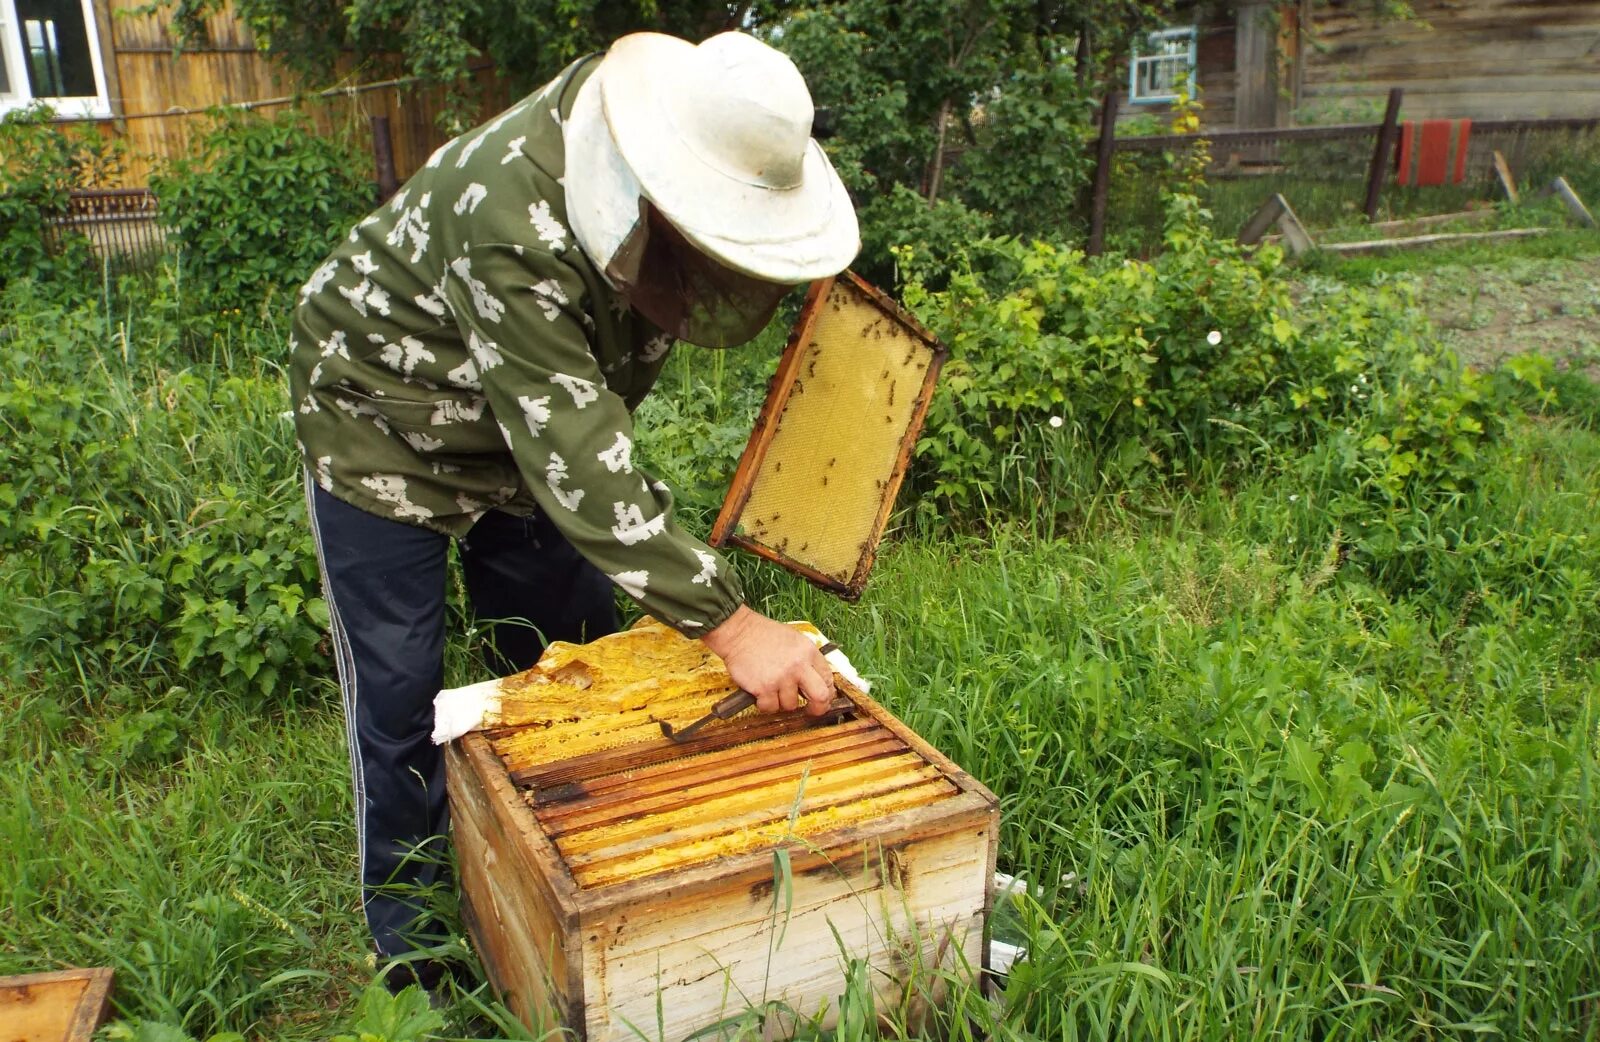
[305, 477, 617, 957]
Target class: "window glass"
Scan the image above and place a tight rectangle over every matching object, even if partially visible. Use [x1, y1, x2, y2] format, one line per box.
[1129, 26, 1196, 104]
[14, 0, 96, 98]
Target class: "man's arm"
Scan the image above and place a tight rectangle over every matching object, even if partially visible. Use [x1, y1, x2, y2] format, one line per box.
[450, 242, 833, 713]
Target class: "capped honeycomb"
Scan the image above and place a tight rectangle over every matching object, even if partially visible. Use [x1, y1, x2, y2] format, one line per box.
[713, 273, 944, 597]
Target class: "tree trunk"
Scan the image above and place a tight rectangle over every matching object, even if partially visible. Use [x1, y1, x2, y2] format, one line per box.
[926, 97, 953, 204]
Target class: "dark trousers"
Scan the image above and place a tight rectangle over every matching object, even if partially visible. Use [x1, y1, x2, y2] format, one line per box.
[305, 477, 616, 957]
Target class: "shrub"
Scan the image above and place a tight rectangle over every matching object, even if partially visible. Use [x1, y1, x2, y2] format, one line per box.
[0, 285, 326, 703]
[902, 196, 1501, 533]
[855, 184, 993, 290]
[0, 106, 122, 291]
[151, 108, 372, 316]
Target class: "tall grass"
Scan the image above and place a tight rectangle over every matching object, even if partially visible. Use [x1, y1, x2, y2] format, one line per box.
[2, 253, 1598, 1040]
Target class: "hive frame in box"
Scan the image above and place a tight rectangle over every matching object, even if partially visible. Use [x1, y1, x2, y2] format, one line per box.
[446, 683, 998, 1041]
[709, 270, 948, 601]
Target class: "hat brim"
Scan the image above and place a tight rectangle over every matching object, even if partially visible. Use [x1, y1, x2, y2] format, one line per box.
[599, 33, 859, 285]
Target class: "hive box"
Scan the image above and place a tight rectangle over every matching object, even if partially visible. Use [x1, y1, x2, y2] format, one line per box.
[445, 622, 998, 1041]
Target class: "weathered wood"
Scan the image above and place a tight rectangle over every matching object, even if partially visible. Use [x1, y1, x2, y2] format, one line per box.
[449, 641, 1000, 1041]
[1238, 194, 1288, 246]
[1301, 0, 1600, 122]
[370, 115, 399, 203]
[1087, 91, 1118, 257]
[1543, 176, 1597, 227]
[1243, 196, 1318, 256]
[0, 967, 114, 1042]
[588, 826, 991, 1041]
[1367, 208, 1498, 233]
[1365, 88, 1404, 220]
[1117, 115, 1597, 154]
[448, 736, 585, 1026]
[1321, 227, 1549, 255]
[1493, 151, 1520, 204]
[1234, 2, 1277, 131]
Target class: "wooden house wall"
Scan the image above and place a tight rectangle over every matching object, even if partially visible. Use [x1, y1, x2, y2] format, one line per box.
[1300, 0, 1600, 121]
[86, 0, 510, 187]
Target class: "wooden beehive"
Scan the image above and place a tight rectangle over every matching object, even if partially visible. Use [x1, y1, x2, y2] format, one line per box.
[446, 621, 997, 1041]
[0, 968, 114, 1042]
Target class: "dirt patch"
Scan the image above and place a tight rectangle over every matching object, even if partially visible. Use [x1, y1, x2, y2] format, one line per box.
[1414, 255, 1600, 376]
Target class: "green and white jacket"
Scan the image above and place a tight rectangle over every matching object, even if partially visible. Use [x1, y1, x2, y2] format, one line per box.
[289, 57, 743, 635]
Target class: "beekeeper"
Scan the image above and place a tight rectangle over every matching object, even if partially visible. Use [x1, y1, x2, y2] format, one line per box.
[288, 31, 858, 985]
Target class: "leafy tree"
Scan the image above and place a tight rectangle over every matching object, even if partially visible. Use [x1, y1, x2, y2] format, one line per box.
[158, 0, 807, 128]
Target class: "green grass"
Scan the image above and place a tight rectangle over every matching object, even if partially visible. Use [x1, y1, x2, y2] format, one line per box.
[4, 245, 1600, 1040]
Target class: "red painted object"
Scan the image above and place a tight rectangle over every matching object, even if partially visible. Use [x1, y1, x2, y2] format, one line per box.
[1397, 119, 1472, 186]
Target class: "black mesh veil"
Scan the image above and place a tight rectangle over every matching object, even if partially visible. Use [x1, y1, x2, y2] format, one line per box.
[605, 202, 796, 349]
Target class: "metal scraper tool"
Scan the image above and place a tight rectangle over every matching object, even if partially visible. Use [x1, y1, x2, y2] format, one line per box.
[659, 642, 846, 742]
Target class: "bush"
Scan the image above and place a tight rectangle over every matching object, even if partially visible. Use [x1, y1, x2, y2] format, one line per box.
[855, 184, 994, 290]
[0, 282, 326, 703]
[0, 106, 122, 291]
[902, 195, 1501, 534]
[151, 109, 372, 316]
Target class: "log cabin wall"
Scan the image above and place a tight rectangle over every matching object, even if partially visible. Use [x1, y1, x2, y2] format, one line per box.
[1300, 0, 1600, 122]
[76, 0, 510, 187]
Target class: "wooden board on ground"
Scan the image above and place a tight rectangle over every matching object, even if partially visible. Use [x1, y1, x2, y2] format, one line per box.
[0, 968, 114, 1042]
[1540, 176, 1597, 228]
[1365, 209, 1497, 234]
[447, 622, 999, 1041]
[1237, 193, 1315, 255]
[1321, 227, 1549, 255]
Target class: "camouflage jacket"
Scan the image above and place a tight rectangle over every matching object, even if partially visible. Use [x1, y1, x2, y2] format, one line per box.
[288, 57, 743, 635]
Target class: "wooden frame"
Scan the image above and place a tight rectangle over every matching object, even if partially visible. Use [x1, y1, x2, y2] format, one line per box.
[0, 967, 114, 1042]
[448, 683, 998, 1041]
[708, 270, 948, 601]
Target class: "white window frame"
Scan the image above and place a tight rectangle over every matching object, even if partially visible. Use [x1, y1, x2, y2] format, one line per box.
[0, 0, 112, 119]
[1129, 26, 1197, 105]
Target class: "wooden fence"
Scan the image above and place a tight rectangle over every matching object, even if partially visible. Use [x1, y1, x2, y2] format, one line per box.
[1087, 88, 1600, 254]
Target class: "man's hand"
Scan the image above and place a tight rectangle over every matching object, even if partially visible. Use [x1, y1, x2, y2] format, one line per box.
[702, 605, 835, 717]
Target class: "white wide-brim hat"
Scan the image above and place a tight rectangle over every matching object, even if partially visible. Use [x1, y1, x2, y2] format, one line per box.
[594, 31, 858, 285]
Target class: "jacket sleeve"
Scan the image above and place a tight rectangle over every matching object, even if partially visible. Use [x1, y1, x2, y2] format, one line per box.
[445, 240, 744, 636]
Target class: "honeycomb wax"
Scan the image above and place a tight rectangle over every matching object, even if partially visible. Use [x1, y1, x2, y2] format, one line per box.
[735, 279, 936, 584]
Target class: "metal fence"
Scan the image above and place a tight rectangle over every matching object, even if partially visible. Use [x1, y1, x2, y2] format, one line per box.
[44, 188, 167, 274]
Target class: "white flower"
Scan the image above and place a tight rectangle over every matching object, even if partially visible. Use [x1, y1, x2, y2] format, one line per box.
[1207, 330, 1222, 345]
[1048, 416, 1064, 429]
[1289, 494, 1299, 502]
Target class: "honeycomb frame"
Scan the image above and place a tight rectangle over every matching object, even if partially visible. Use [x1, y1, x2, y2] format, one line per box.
[709, 270, 947, 600]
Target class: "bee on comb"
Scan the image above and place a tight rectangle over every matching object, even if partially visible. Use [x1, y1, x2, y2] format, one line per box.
[709, 271, 947, 600]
